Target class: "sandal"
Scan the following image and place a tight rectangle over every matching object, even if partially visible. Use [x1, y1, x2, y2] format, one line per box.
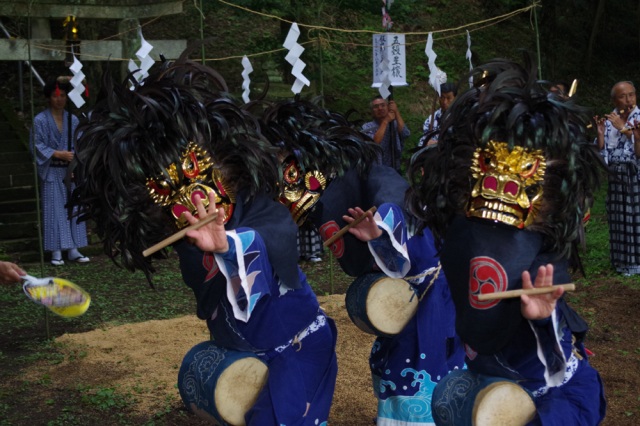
[51, 258, 64, 266]
[69, 255, 90, 263]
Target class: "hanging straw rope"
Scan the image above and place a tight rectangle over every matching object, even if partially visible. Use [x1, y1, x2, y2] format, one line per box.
[21, 1, 539, 63]
[216, 0, 539, 36]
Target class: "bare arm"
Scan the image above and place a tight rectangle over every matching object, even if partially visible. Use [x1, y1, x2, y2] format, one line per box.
[0, 261, 25, 284]
[388, 101, 405, 133]
[372, 119, 390, 144]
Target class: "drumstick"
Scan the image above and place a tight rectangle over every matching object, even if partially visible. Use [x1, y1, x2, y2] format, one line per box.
[323, 206, 377, 248]
[142, 212, 218, 257]
[476, 283, 575, 301]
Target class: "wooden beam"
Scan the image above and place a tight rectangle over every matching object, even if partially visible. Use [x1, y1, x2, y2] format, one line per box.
[0, 39, 187, 61]
[0, 1, 183, 19]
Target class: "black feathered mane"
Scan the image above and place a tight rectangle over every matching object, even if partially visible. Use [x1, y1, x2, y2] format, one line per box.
[71, 58, 279, 281]
[407, 54, 605, 261]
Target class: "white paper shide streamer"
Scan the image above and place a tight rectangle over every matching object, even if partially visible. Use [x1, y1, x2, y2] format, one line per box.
[466, 30, 473, 71]
[425, 32, 446, 95]
[128, 28, 154, 86]
[67, 55, 86, 108]
[378, 54, 392, 99]
[241, 55, 253, 104]
[466, 30, 474, 87]
[283, 22, 310, 95]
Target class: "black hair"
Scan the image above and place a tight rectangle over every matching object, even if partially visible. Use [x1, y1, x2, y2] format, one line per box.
[43, 79, 71, 98]
[440, 82, 457, 96]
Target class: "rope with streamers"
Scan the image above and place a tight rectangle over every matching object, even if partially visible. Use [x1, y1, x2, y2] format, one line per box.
[404, 262, 442, 302]
[23, 3, 538, 63]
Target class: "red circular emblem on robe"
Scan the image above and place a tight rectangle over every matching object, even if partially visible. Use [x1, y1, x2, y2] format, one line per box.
[469, 256, 508, 309]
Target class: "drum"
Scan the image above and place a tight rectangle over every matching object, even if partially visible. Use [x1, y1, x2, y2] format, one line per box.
[432, 369, 536, 426]
[345, 272, 418, 337]
[178, 341, 269, 426]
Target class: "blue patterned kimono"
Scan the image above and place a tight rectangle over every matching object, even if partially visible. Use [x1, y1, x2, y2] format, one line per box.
[418, 108, 443, 147]
[30, 109, 87, 252]
[598, 105, 640, 275]
[176, 196, 337, 425]
[365, 203, 465, 426]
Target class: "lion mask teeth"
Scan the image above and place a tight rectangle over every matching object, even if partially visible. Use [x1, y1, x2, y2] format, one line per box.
[467, 140, 546, 229]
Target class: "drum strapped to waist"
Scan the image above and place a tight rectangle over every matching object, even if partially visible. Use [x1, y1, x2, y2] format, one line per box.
[432, 369, 536, 426]
[345, 272, 418, 337]
[178, 341, 269, 426]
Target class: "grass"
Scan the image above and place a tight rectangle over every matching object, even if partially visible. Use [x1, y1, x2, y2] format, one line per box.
[577, 181, 640, 291]
[0, 240, 355, 424]
[1, 176, 638, 424]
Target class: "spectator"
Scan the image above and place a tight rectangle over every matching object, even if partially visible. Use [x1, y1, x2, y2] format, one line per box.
[30, 78, 89, 266]
[596, 80, 640, 276]
[361, 96, 409, 172]
[298, 222, 323, 263]
[418, 82, 457, 147]
[0, 261, 25, 284]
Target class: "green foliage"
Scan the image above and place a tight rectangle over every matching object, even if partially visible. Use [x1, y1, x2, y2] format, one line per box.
[47, 409, 83, 426]
[79, 386, 133, 411]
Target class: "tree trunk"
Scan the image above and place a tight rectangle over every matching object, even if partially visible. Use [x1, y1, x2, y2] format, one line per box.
[586, 0, 606, 74]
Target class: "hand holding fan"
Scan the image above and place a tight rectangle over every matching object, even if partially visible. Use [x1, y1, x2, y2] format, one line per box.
[22, 275, 91, 317]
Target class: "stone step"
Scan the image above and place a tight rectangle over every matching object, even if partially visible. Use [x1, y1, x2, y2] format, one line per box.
[0, 220, 39, 239]
[0, 210, 38, 223]
[0, 151, 32, 164]
[0, 185, 37, 202]
[0, 162, 33, 176]
[0, 235, 40, 253]
[0, 173, 36, 187]
[0, 198, 37, 213]
[0, 140, 27, 152]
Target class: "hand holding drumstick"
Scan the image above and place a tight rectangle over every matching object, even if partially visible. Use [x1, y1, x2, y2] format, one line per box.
[520, 264, 564, 320]
[342, 207, 381, 242]
[477, 264, 567, 320]
[182, 191, 229, 254]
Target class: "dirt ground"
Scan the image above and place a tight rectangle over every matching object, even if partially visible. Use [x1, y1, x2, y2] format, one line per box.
[22, 294, 377, 425]
[18, 277, 640, 426]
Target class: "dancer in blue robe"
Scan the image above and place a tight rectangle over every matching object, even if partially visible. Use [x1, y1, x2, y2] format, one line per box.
[344, 203, 465, 426]
[71, 57, 337, 425]
[407, 54, 606, 425]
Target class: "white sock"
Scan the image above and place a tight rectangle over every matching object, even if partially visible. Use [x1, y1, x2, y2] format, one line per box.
[52, 250, 62, 260]
[67, 248, 83, 259]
